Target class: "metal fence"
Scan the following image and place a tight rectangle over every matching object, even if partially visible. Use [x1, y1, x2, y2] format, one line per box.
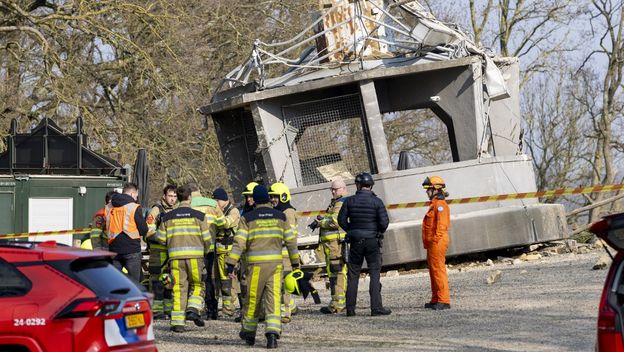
[282, 93, 373, 186]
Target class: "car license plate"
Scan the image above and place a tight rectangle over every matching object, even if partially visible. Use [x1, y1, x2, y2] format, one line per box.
[125, 313, 145, 329]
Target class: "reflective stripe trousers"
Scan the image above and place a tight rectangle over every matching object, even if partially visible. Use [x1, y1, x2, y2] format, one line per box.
[241, 263, 283, 336]
[170, 258, 205, 327]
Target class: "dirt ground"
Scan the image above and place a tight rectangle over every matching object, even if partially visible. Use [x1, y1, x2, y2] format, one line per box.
[154, 249, 608, 351]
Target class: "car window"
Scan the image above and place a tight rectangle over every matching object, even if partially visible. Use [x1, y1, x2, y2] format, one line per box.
[49, 258, 144, 299]
[0, 259, 32, 297]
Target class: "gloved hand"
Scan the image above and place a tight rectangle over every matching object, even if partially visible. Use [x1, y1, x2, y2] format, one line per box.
[307, 220, 319, 231]
[316, 215, 323, 221]
[226, 264, 236, 279]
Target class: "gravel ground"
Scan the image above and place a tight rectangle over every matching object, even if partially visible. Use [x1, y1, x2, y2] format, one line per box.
[154, 249, 609, 351]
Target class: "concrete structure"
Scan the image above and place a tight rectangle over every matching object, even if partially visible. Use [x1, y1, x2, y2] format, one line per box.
[199, 0, 567, 266]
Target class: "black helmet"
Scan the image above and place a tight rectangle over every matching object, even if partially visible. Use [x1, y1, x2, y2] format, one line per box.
[355, 172, 374, 186]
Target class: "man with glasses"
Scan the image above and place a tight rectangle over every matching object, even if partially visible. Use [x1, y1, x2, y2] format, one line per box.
[315, 180, 349, 314]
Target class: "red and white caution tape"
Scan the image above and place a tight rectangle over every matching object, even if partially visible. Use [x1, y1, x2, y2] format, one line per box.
[297, 183, 624, 217]
[2, 184, 622, 237]
[0, 228, 91, 239]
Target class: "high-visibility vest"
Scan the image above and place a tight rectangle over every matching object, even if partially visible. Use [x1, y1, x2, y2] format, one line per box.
[106, 203, 140, 243]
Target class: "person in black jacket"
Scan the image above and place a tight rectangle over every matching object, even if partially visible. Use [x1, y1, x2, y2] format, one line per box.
[106, 183, 149, 282]
[338, 172, 391, 317]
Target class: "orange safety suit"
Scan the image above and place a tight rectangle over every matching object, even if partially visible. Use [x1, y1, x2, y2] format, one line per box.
[422, 197, 450, 305]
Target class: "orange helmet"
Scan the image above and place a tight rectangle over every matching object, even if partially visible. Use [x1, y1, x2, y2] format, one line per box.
[422, 176, 445, 189]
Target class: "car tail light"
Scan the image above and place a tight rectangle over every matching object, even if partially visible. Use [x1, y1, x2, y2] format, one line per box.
[598, 302, 617, 332]
[55, 298, 121, 319]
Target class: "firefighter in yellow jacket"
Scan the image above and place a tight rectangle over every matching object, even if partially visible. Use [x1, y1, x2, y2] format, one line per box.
[187, 182, 225, 320]
[317, 179, 348, 314]
[212, 187, 240, 316]
[156, 184, 215, 332]
[145, 184, 177, 320]
[226, 185, 300, 349]
[269, 182, 299, 323]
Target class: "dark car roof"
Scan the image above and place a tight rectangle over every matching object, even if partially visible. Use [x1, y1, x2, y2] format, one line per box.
[0, 241, 114, 262]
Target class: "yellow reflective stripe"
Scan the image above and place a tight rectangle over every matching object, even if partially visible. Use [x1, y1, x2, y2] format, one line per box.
[284, 228, 295, 241]
[168, 249, 205, 257]
[150, 243, 167, 250]
[205, 214, 225, 226]
[202, 229, 211, 242]
[272, 264, 281, 331]
[320, 233, 343, 241]
[172, 260, 181, 312]
[247, 254, 283, 262]
[248, 226, 283, 232]
[248, 234, 283, 240]
[167, 231, 203, 237]
[246, 266, 261, 320]
[187, 258, 203, 310]
[233, 235, 248, 244]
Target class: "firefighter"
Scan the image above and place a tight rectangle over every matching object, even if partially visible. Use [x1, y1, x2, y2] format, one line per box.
[145, 184, 177, 320]
[422, 176, 451, 310]
[338, 172, 391, 316]
[89, 191, 116, 250]
[234, 181, 259, 323]
[155, 184, 215, 332]
[187, 182, 225, 320]
[268, 182, 298, 323]
[212, 187, 240, 316]
[226, 185, 300, 349]
[316, 179, 348, 314]
[240, 182, 259, 215]
[106, 183, 148, 282]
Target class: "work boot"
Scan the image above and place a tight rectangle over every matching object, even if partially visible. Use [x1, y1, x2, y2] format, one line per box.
[431, 303, 451, 310]
[170, 325, 185, 333]
[371, 307, 392, 316]
[185, 311, 205, 327]
[346, 309, 356, 317]
[207, 308, 218, 320]
[235, 314, 242, 323]
[320, 306, 335, 314]
[222, 305, 235, 317]
[239, 330, 256, 346]
[266, 333, 279, 349]
[424, 302, 436, 309]
[153, 312, 168, 320]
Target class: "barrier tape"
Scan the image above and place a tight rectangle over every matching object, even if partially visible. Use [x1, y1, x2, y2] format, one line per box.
[297, 183, 624, 217]
[0, 228, 91, 239]
[2, 184, 622, 238]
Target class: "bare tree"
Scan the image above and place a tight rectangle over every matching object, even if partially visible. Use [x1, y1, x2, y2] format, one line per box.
[576, 0, 624, 221]
[0, 0, 316, 202]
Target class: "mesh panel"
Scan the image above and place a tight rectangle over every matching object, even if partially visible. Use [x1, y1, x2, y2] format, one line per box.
[282, 94, 372, 186]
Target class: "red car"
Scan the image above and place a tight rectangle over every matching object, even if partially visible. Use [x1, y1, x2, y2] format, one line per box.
[0, 240, 157, 352]
[590, 214, 624, 352]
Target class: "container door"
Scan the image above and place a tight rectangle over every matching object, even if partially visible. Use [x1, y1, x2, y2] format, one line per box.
[28, 198, 73, 246]
[0, 192, 14, 234]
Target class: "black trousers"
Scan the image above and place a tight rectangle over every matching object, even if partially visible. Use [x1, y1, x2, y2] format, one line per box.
[345, 237, 383, 312]
[204, 252, 217, 311]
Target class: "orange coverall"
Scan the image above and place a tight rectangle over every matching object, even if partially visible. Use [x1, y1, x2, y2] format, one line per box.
[422, 197, 450, 305]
